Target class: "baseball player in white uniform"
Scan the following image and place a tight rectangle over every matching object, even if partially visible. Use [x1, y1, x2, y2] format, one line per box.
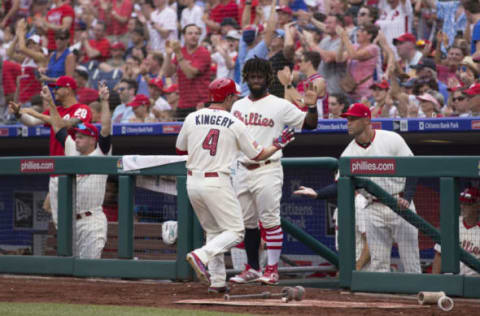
[337, 103, 421, 273]
[21, 83, 112, 259]
[432, 187, 480, 276]
[175, 78, 295, 293]
[229, 57, 319, 285]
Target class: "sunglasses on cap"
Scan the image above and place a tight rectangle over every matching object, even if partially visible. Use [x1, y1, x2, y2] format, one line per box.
[77, 123, 91, 131]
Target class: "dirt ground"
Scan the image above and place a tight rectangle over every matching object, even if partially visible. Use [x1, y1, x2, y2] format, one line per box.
[0, 275, 478, 315]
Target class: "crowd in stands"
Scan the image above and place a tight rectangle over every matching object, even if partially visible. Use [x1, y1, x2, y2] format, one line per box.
[1, 0, 480, 124]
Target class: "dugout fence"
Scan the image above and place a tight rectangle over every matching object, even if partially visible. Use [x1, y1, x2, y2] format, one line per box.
[338, 156, 480, 298]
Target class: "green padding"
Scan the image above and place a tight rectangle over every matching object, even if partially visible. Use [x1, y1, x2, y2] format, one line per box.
[281, 218, 339, 267]
[353, 178, 480, 274]
[351, 272, 464, 296]
[73, 259, 176, 279]
[463, 276, 480, 298]
[0, 256, 74, 275]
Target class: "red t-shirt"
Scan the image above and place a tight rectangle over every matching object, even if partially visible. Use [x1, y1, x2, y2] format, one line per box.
[209, 0, 238, 32]
[97, 0, 133, 36]
[46, 4, 75, 51]
[77, 87, 99, 105]
[2, 60, 22, 96]
[43, 104, 92, 156]
[174, 46, 211, 109]
[83, 38, 111, 63]
[237, 0, 258, 26]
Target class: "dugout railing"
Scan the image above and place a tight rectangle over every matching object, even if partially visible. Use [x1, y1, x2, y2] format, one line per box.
[337, 156, 480, 298]
[0, 156, 339, 282]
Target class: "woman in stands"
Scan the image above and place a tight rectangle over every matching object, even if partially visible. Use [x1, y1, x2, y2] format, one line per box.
[6, 18, 47, 105]
[40, 29, 76, 85]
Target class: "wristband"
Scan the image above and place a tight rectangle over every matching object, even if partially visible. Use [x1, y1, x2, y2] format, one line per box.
[307, 106, 317, 113]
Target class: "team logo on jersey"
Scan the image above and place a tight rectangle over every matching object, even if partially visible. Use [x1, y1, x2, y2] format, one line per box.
[350, 158, 396, 175]
[20, 159, 55, 173]
[233, 111, 274, 127]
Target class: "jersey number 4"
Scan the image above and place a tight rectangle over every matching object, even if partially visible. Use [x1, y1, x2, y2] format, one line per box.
[202, 129, 220, 156]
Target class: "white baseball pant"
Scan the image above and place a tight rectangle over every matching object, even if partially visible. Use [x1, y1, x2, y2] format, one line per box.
[75, 209, 108, 259]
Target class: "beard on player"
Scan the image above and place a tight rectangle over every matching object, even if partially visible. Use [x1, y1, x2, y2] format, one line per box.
[247, 81, 268, 99]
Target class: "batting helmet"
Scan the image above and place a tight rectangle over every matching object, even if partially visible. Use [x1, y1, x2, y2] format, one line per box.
[208, 78, 239, 102]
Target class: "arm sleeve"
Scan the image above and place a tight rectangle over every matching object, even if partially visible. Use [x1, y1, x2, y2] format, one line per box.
[55, 128, 68, 147]
[403, 176, 417, 203]
[315, 182, 338, 201]
[98, 134, 112, 155]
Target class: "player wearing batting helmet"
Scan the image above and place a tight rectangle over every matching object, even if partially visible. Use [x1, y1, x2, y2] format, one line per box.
[176, 77, 296, 293]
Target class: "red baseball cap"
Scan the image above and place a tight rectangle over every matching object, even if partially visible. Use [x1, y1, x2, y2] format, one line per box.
[460, 187, 480, 204]
[393, 33, 417, 45]
[369, 80, 390, 90]
[73, 123, 98, 140]
[127, 94, 151, 107]
[149, 77, 164, 90]
[163, 84, 178, 94]
[111, 42, 126, 51]
[464, 83, 480, 96]
[49, 76, 77, 90]
[341, 103, 371, 118]
[276, 5, 293, 15]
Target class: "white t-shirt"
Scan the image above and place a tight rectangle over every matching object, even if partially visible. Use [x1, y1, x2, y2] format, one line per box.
[231, 94, 306, 163]
[176, 107, 263, 174]
[434, 216, 480, 276]
[153, 96, 172, 112]
[180, 5, 206, 42]
[148, 6, 178, 52]
[64, 136, 112, 214]
[377, 0, 413, 51]
[340, 129, 413, 196]
[211, 50, 237, 79]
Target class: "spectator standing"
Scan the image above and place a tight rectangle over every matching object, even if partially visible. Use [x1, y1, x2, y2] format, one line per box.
[42, 29, 76, 84]
[81, 21, 111, 63]
[35, 0, 75, 52]
[145, 0, 177, 52]
[336, 23, 380, 102]
[0, 0, 32, 29]
[204, 0, 239, 34]
[111, 78, 137, 123]
[95, 0, 133, 45]
[164, 24, 211, 120]
[464, 0, 480, 58]
[181, 0, 207, 41]
[435, 0, 467, 50]
[211, 32, 238, 79]
[350, 5, 379, 44]
[393, 33, 422, 75]
[74, 65, 99, 106]
[100, 42, 127, 72]
[376, 0, 414, 49]
[435, 43, 466, 85]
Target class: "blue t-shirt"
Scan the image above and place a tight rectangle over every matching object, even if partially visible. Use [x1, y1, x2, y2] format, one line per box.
[471, 20, 480, 55]
[236, 39, 268, 96]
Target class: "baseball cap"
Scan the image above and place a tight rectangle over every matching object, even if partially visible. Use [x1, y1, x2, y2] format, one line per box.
[393, 33, 416, 45]
[220, 17, 240, 29]
[111, 42, 126, 51]
[74, 123, 98, 140]
[276, 5, 293, 15]
[127, 94, 151, 107]
[49, 76, 77, 90]
[163, 84, 178, 94]
[148, 77, 164, 90]
[242, 26, 257, 44]
[369, 80, 389, 90]
[411, 58, 436, 71]
[416, 93, 440, 108]
[460, 187, 480, 204]
[27, 34, 41, 45]
[464, 83, 480, 96]
[341, 103, 371, 118]
[226, 30, 241, 41]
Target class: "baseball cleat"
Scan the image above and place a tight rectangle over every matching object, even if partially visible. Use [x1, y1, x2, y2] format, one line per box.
[259, 264, 279, 285]
[207, 286, 230, 294]
[186, 252, 210, 284]
[229, 264, 262, 284]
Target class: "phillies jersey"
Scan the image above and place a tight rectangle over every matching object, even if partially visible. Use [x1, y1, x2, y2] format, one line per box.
[176, 106, 263, 174]
[43, 104, 92, 156]
[46, 3, 75, 50]
[231, 94, 306, 163]
[339, 129, 413, 196]
[434, 217, 480, 276]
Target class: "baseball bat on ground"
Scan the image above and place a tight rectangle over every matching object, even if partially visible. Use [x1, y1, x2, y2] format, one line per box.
[225, 287, 298, 302]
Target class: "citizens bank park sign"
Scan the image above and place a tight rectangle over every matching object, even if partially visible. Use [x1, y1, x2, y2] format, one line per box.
[350, 158, 397, 175]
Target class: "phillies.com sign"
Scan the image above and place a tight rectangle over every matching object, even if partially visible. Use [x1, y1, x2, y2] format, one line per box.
[350, 158, 396, 175]
[20, 159, 55, 173]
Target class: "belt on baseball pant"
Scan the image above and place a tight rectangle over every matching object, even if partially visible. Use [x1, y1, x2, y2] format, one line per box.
[187, 170, 219, 177]
[241, 160, 272, 170]
[76, 211, 93, 220]
[371, 192, 404, 202]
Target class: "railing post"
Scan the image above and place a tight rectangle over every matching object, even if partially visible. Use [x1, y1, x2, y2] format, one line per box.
[176, 176, 193, 280]
[118, 175, 134, 259]
[338, 176, 355, 288]
[57, 175, 74, 256]
[440, 177, 460, 273]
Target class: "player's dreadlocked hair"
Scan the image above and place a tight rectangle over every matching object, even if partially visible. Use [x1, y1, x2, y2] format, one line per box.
[242, 57, 274, 87]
